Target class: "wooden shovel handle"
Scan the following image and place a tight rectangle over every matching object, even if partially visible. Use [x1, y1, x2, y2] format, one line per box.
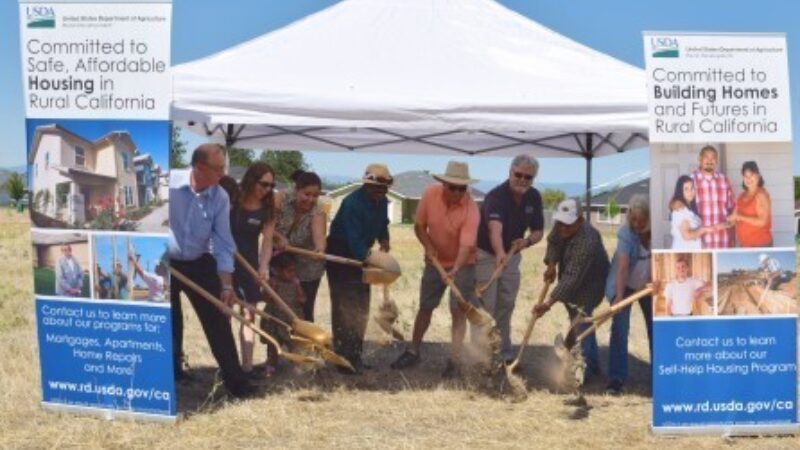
[169, 267, 284, 352]
[574, 286, 654, 345]
[234, 251, 299, 322]
[284, 245, 362, 268]
[230, 293, 292, 332]
[429, 256, 471, 311]
[475, 247, 520, 296]
[509, 280, 552, 367]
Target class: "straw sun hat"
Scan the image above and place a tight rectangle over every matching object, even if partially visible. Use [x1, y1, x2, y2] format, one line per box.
[362, 163, 394, 186]
[432, 161, 478, 186]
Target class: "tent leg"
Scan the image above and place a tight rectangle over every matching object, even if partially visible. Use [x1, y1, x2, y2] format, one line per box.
[584, 133, 593, 222]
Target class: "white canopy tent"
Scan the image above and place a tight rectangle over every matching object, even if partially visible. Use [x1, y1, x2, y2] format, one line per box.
[172, 0, 649, 216]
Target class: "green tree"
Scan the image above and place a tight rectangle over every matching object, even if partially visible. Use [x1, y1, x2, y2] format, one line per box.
[794, 176, 800, 201]
[3, 172, 26, 205]
[228, 147, 255, 167]
[258, 150, 308, 182]
[606, 198, 620, 222]
[541, 188, 566, 210]
[170, 126, 188, 169]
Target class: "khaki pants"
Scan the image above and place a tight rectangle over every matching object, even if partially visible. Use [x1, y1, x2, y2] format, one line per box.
[473, 248, 521, 360]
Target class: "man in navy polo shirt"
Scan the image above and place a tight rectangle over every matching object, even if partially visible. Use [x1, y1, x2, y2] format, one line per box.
[474, 154, 544, 363]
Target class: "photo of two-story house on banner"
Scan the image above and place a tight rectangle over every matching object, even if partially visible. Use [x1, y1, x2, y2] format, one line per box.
[28, 122, 169, 231]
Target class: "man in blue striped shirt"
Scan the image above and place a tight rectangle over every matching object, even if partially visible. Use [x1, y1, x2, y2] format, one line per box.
[168, 144, 255, 398]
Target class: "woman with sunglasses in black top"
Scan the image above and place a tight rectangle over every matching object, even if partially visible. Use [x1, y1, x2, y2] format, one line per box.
[231, 162, 278, 378]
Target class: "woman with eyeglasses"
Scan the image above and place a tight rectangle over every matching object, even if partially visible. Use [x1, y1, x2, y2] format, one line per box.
[273, 170, 327, 322]
[231, 162, 277, 378]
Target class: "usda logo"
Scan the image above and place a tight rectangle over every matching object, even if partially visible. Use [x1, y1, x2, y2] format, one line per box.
[651, 37, 679, 58]
[26, 6, 55, 29]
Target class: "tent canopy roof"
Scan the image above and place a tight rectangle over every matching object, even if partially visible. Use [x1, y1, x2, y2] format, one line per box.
[172, 0, 648, 157]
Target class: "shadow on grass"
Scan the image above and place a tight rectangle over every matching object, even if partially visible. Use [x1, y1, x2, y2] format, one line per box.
[175, 340, 652, 415]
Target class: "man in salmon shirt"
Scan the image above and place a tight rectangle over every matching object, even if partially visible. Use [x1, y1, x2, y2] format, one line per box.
[390, 161, 480, 379]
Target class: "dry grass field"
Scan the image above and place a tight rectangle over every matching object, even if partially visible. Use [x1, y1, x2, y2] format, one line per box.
[1, 209, 798, 449]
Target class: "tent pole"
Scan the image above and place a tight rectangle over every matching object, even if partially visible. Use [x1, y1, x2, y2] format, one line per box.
[584, 133, 593, 222]
[224, 124, 235, 173]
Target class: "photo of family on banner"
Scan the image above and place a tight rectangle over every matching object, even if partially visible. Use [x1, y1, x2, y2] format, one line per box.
[651, 142, 794, 251]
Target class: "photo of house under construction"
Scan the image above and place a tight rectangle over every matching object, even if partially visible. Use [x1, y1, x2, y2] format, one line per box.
[92, 233, 169, 303]
[716, 249, 797, 316]
[652, 252, 714, 317]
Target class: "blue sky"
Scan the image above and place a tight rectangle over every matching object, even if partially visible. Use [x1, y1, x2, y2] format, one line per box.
[26, 119, 170, 171]
[717, 249, 796, 273]
[94, 234, 169, 275]
[2, 0, 798, 189]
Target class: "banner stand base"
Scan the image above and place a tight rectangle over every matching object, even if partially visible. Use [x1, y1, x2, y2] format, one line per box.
[42, 402, 177, 424]
[651, 424, 799, 437]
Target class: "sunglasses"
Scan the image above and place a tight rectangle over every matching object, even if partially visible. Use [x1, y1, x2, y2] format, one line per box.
[445, 183, 467, 193]
[364, 174, 394, 186]
[513, 171, 534, 181]
[259, 181, 275, 189]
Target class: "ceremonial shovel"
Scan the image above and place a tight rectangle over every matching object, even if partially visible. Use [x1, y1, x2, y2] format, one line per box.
[429, 256, 495, 329]
[474, 245, 521, 297]
[504, 278, 552, 402]
[284, 245, 401, 285]
[235, 252, 355, 371]
[169, 267, 322, 367]
[228, 294, 354, 371]
[283, 245, 404, 339]
[552, 286, 654, 389]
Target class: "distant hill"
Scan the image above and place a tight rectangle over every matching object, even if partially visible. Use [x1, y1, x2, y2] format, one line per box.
[319, 176, 625, 199]
[320, 174, 356, 191]
[476, 179, 586, 197]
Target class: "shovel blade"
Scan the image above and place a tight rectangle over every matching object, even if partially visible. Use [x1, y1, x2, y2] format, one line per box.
[362, 268, 400, 285]
[292, 319, 332, 348]
[318, 347, 356, 372]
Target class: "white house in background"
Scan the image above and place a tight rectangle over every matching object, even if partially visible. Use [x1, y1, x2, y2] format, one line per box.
[29, 124, 139, 225]
[327, 171, 485, 224]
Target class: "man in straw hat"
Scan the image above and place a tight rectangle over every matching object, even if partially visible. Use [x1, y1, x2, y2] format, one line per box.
[391, 161, 481, 378]
[473, 154, 544, 363]
[534, 198, 609, 382]
[326, 163, 393, 373]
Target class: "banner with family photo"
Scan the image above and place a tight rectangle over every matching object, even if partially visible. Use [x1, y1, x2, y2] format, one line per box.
[644, 32, 797, 435]
[19, 0, 175, 421]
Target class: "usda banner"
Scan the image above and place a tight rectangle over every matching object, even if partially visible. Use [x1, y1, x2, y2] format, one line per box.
[644, 32, 797, 435]
[20, 0, 175, 421]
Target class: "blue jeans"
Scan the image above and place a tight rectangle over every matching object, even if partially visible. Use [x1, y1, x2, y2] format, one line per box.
[608, 287, 653, 384]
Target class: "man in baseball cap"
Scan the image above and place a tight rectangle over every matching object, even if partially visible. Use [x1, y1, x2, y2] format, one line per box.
[534, 198, 609, 383]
